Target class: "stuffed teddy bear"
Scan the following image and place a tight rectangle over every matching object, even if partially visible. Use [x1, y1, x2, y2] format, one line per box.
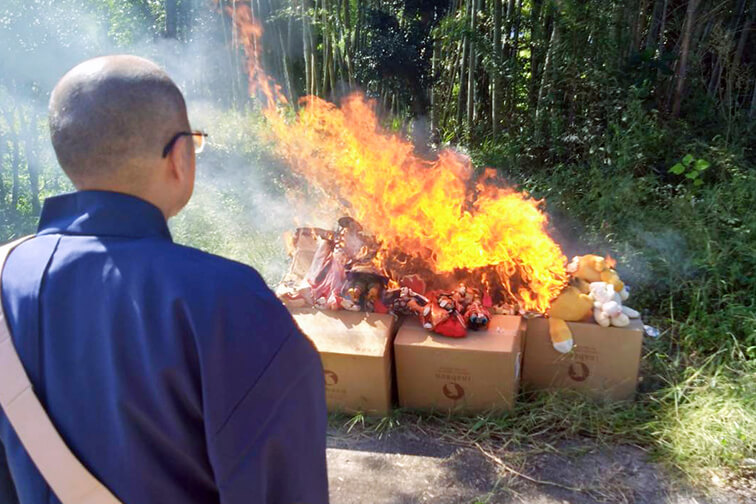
[545, 255, 641, 353]
[546, 280, 594, 353]
[589, 281, 640, 327]
[567, 254, 628, 297]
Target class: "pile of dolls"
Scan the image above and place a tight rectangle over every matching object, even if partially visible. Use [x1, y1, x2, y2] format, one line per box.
[275, 217, 492, 337]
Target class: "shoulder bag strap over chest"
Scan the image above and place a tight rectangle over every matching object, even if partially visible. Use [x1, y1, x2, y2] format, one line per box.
[0, 237, 122, 504]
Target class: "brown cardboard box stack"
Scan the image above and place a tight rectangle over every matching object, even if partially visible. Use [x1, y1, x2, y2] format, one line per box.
[522, 317, 644, 401]
[290, 308, 397, 415]
[289, 307, 644, 417]
[394, 315, 524, 414]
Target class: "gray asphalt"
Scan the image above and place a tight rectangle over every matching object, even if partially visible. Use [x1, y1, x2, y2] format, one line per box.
[326, 427, 752, 504]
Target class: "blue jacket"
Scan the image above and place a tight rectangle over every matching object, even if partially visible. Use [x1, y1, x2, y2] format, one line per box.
[0, 190, 328, 504]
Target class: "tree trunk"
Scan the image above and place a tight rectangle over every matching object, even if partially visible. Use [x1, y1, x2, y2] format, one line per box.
[456, 0, 470, 128]
[466, 0, 479, 133]
[328, 29, 336, 93]
[492, 0, 503, 137]
[11, 140, 20, 216]
[529, 0, 544, 109]
[343, 0, 354, 86]
[0, 120, 7, 208]
[165, 0, 178, 38]
[655, 0, 668, 95]
[20, 114, 41, 215]
[27, 145, 40, 216]
[504, 0, 515, 44]
[670, 0, 700, 118]
[635, 0, 649, 52]
[725, 0, 754, 109]
[309, 0, 319, 96]
[354, 0, 362, 55]
[511, 0, 523, 56]
[508, 0, 524, 112]
[628, 0, 644, 55]
[708, 0, 746, 98]
[431, 36, 441, 136]
[321, 0, 330, 95]
[442, 43, 462, 128]
[536, 7, 558, 126]
[277, 27, 295, 104]
[644, 0, 664, 52]
[302, 0, 312, 97]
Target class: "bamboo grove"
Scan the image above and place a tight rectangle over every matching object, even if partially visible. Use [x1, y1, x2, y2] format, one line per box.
[221, 0, 755, 148]
[1, 0, 755, 238]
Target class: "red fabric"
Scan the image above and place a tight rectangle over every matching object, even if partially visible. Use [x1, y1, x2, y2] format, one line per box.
[372, 298, 390, 314]
[400, 274, 427, 295]
[482, 292, 493, 308]
[433, 316, 467, 338]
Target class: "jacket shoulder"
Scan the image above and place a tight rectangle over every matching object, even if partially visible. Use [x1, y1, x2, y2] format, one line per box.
[155, 242, 282, 306]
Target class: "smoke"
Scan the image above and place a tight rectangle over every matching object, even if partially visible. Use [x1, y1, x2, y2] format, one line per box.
[0, 0, 311, 280]
[617, 227, 694, 289]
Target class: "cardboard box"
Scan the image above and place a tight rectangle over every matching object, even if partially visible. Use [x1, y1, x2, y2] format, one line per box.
[522, 317, 644, 401]
[290, 308, 397, 415]
[394, 315, 524, 414]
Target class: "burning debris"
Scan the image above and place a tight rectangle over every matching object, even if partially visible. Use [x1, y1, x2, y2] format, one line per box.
[227, 1, 568, 317]
[229, 4, 643, 345]
[277, 217, 497, 337]
[277, 221, 642, 347]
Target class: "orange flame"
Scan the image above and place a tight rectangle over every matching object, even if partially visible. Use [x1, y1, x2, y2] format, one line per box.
[224, 1, 287, 106]
[225, 2, 567, 312]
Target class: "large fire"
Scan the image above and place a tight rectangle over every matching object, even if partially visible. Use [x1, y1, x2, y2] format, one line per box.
[224, 1, 567, 313]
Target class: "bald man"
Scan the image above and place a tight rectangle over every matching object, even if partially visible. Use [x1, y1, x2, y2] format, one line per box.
[0, 55, 328, 504]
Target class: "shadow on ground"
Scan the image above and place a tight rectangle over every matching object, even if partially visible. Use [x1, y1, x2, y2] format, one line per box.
[326, 426, 752, 504]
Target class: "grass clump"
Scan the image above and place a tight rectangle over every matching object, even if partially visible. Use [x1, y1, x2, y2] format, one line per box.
[650, 363, 756, 480]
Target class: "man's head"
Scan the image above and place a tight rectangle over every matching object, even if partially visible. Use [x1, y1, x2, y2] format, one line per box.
[49, 55, 196, 218]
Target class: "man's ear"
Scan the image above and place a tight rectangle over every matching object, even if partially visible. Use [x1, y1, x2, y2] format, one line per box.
[167, 136, 191, 181]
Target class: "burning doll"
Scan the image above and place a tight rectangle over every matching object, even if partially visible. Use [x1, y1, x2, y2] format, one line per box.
[305, 217, 386, 311]
[386, 283, 491, 338]
[340, 269, 389, 312]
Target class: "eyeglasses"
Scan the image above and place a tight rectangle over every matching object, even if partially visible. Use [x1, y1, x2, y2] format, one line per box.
[162, 131, 208, 158]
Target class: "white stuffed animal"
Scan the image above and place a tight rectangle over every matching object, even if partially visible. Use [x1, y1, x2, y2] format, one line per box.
[589, 281, 640, 328]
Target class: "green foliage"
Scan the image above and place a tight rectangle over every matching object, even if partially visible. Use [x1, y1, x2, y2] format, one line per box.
[352, 1, 447, 116]
[669, 154, 711, 187]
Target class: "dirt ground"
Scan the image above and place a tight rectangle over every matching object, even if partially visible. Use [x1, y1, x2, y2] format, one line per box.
[326, 426, 755, 504]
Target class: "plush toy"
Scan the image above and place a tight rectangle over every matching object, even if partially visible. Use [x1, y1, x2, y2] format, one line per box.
[567, 254, 628, 297]
[544, 255, 641, 353]
[589, 281, 640, 328]
[546, 281, 594, 353]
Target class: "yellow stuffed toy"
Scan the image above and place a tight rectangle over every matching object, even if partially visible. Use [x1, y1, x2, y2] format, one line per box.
[567, 254, 628, 299]
[546, 255, 638, 353]
[546, 279, 593, 353]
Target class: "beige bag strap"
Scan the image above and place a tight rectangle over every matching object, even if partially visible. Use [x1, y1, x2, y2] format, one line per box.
[0, 236, 122, 504]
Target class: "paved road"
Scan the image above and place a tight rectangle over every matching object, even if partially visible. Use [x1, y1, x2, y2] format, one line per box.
[326, 427, 752, 504]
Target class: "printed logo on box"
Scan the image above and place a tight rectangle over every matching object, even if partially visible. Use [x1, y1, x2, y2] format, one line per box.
[568, 362, 590, 382]
[442, 382, 465, 400]
[573, 346, 599, 363]
[324, 369, 339, 386]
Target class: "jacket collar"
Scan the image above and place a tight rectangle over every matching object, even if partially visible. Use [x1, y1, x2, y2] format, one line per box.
[37, 190, 173, 241]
